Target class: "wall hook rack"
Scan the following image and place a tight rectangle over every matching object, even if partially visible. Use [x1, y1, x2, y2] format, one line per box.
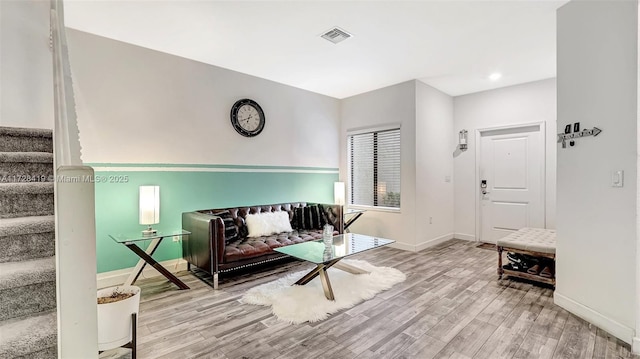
[557, 126, 602, 148]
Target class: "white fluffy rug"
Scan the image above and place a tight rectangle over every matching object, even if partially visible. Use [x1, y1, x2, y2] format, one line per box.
[240, 259, 406, 324]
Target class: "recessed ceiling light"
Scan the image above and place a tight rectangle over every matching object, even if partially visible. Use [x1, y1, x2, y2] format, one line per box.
[489, 73, 502, 81]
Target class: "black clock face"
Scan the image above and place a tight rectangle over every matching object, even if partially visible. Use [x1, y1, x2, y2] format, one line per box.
[230, 99, 265, 137]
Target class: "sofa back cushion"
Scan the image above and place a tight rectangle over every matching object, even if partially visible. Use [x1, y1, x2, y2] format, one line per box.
[209, 210, 239, 244]
[292, 205, 326, 230]
[197, 202, 342, 239]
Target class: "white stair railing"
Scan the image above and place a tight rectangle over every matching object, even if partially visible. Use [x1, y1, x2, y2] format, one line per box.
[50, 0, 98, 358]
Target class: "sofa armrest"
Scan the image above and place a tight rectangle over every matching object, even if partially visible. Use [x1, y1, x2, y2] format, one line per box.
[182, 211, 225, 275]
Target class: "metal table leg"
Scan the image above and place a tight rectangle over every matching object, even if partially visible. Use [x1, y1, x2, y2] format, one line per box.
[292, 258, 369, 301]
[125, 237, 162, 285]
[344, 212, 364, 233]
[124, 241, 189, 290]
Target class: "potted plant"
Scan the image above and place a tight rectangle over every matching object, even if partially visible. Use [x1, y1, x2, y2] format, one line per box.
[97, 285, 141, 351]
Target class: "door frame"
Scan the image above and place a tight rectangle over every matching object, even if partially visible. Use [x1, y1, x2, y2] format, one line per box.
[474, 121, 546, 242]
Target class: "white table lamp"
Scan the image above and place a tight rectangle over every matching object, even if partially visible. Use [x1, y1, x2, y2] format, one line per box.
[139, 185, 160, 235]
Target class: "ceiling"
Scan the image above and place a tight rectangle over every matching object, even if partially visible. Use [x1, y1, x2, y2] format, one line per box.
[63, 0, 568, 99]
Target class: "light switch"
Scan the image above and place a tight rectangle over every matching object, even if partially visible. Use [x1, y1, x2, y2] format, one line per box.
[612, 170, 624, 187]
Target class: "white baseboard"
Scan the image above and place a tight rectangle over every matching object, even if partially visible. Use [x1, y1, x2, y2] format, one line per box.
[416, 233, 454, 252]
[389, 241, 416, 251]
[554, 291, 634, 345]
[96, 258, 188, 289]
[454, 233, 476, 241]
[633, 337, 640, 354]
[389, 233, 455, 252]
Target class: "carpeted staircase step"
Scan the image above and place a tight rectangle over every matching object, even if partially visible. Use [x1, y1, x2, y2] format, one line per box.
[0, 215, 55, 263]
[0, 310, 57, 358]
[0, 182, 54, 219]
[0, 126, 52, 153]
[0, 257, 56, 321]
[0, 126, 57, 356]
[0, 152, 54, 183]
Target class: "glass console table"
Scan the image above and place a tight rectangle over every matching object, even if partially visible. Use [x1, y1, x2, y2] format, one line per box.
[109, 230, 191, 290]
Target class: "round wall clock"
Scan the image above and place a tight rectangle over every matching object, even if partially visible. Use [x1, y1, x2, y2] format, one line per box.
[230, 99, 265, 137]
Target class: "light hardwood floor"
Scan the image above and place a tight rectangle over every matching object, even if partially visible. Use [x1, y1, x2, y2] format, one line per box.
[132, 239, 637, 359]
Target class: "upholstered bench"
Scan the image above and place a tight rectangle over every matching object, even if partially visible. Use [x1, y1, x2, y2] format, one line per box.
[497, 228, 556, 286]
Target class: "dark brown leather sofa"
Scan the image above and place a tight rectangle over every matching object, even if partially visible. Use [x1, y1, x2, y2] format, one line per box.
[182, 202, 343, 288]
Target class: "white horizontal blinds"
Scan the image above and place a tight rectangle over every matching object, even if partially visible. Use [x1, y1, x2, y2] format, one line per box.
[376, 129, 401, 207]
[348, 128, 401, 208]
[349, 133, 374, 206]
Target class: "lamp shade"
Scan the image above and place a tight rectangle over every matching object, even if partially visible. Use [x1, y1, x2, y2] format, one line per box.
[334, 182, 345, 205]
[139, 186, 160, 225]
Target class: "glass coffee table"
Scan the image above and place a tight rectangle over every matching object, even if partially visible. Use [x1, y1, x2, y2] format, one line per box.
[274, 233, 394, 300]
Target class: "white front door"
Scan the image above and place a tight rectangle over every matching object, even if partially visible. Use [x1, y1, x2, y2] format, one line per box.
[479, 124, 544, 243]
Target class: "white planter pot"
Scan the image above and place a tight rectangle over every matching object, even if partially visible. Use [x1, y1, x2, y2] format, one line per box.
[97, 285, 141, 351]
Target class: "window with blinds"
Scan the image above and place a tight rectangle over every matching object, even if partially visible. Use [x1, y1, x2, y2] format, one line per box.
[348, 128, 401, 209]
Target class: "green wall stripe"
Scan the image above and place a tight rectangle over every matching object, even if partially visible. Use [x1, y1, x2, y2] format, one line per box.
[95, 169, 337, 273]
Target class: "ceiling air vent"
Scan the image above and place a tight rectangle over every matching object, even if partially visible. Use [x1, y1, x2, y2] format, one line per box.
[321, 27, 352, 44]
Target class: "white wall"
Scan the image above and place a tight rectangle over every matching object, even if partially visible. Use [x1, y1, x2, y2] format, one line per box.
[416, 81, 455, 248]
[556, 0, 637, 345]
[0, 0, 53, 129]
[453, 78, 557, 240]
[340, 81, 417, 248]
[66, 29, 340, 167]
[340, 80, 455, 250]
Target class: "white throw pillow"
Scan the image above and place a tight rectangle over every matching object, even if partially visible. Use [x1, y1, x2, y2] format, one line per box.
[246, 211, 293, 237]
[270, 211, 294, 233]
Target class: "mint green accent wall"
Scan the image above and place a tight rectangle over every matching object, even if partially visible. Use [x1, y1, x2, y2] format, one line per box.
[95, 168, 338, 273]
